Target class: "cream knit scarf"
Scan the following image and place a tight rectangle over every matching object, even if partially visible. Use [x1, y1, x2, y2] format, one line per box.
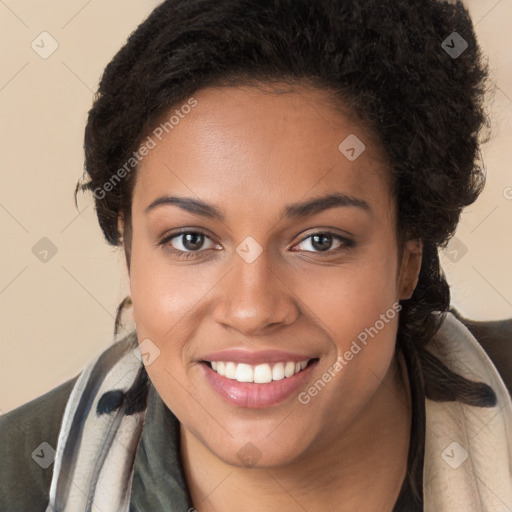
[45, 312, 512, 511]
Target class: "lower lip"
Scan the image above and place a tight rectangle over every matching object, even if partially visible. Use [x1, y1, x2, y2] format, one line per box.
[200, 361, 318, 408]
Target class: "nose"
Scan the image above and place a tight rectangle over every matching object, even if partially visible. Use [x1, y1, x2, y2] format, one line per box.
[212, 247, 299, 336]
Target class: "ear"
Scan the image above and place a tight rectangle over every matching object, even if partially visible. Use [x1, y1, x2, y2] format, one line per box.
[117, 214, 124, 239]
[117, 213, 132, 275]
[398, 239, 423, 300]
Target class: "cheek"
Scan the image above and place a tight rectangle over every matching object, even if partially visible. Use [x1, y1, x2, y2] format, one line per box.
[303, 244, 399, 341]
[304, 245, 401, 390]
[128, 241, 205, 408]
[129, 235, 210, 339]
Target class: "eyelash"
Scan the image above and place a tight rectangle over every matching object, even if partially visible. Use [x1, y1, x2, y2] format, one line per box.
[158, 229, 355, 260]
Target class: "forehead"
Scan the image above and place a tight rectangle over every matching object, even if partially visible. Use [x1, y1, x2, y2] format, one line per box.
[132, 84, 392, 217]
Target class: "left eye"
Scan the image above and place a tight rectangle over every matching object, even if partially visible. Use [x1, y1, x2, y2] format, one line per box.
[293, 233, 352, 253]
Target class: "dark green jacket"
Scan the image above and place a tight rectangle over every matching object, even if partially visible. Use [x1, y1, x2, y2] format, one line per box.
[1, 314, 511, 511]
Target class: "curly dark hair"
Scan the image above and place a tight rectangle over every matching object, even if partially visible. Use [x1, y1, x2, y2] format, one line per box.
[76, 0, 495, 407]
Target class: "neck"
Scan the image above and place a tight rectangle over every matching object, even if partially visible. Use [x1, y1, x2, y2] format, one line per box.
[181, 352, 412, 512]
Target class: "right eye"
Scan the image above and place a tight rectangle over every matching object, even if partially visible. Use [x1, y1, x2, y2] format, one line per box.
[159, 230, 219, 259]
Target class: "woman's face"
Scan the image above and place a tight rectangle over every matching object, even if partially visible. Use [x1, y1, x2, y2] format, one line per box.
[127, 84, 421, 467]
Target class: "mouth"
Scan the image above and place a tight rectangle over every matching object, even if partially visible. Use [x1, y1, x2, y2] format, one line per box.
[202, 358, 318, 383]
[199, 355, 320, 408]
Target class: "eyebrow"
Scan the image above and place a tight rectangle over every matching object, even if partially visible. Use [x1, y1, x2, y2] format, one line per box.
[144, 192, 371, 221]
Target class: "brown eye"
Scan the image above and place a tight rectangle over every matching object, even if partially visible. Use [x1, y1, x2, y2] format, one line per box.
[178, 232, 206, 251]
[310, 234, 335, 252]
[159, 231, 217, 259]
[294, 232, 354, 254]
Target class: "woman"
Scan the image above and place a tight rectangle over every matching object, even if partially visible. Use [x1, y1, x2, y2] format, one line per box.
[1, 0, 511, 511]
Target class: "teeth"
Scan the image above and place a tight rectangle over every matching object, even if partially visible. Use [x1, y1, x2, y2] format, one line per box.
[225, 362, 237, 379]
[216, 361, 225, 376]
[254, 364, 272, 383]
[208, 359, 309, 383]
[272, 362, 285, 381]
[284, 362, 296, 378]
[235, 363, 253, 382]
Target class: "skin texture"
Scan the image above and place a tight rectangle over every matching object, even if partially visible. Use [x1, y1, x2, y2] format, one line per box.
[121, 84, 423, 511]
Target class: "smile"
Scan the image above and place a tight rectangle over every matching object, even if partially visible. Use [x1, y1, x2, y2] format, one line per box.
[199, 352, 320, 408]
[206, 360, 312, 383]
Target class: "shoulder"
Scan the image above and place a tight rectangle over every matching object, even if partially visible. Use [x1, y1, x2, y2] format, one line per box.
[0, 332, 140, 511]
[450, 308, 512, 397]
[0, 375, 79, 511]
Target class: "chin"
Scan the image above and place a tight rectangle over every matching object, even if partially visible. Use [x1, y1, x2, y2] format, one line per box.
[198, 422, 318, 469]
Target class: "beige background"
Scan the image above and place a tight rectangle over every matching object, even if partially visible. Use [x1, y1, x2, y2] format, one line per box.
[1, 0, 511, 413]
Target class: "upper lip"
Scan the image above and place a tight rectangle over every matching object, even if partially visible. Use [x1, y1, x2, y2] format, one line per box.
[201, 349, 317, 365]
